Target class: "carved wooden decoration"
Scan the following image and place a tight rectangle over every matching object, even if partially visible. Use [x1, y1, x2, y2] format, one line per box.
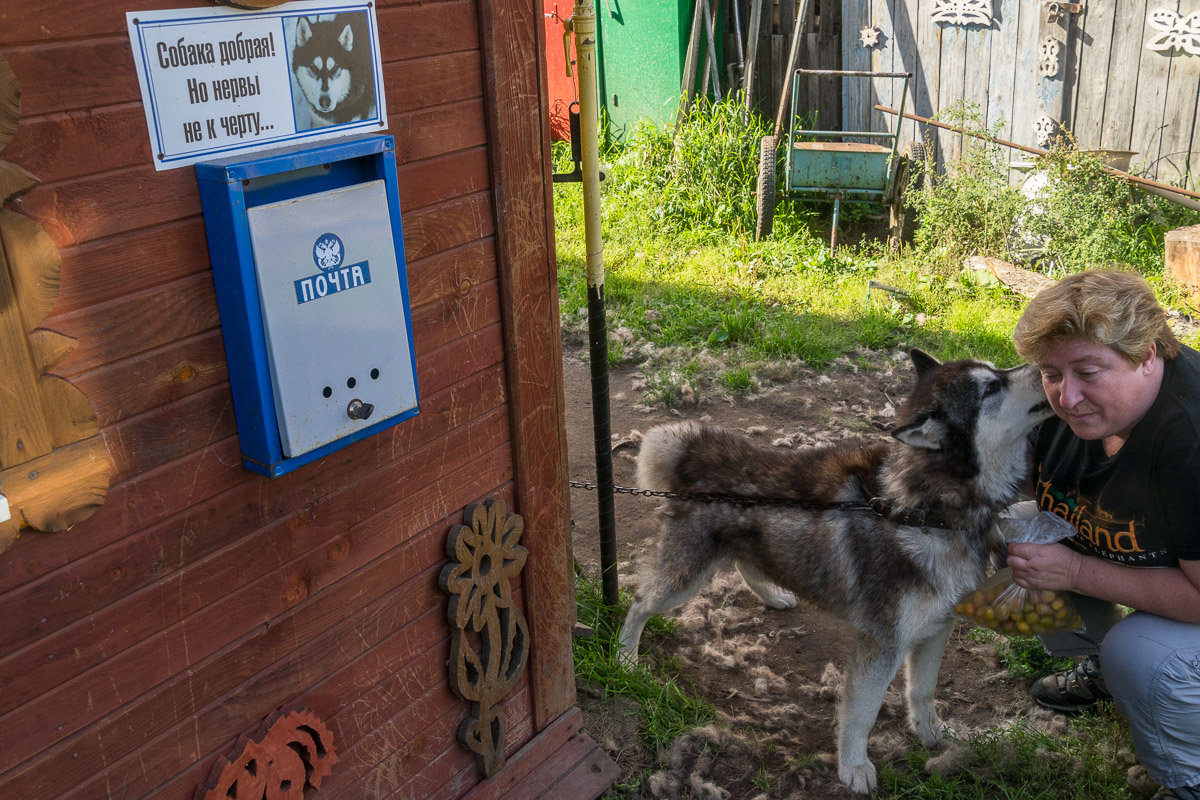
[1034, 114, 1059, 147]
[1147, 9, 1200, 56]
[931, 0, 994, 26]
[440, 499, 530, 777]
[1039, 37, 1063, 76]
[195, 707, 337, 800]
[859, 26, 882, 48]
[0, 52, 109, 553]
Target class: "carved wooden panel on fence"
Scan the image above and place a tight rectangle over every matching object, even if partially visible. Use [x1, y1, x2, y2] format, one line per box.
[195, 706, 338, 800]
[0, 52, 108, 552]
[440, 498, 530, 777]
[847, 0, 1200, 186]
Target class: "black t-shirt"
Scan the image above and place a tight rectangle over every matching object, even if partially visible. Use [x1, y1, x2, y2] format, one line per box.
[1031, 345, 1200, 568]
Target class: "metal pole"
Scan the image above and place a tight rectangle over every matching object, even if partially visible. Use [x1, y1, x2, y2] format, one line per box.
[572, 1, 619, 608]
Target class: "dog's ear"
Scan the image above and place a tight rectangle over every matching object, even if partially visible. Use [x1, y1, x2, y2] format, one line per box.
[338, 21, 354, 52]
[296, 17, 313, 48]
[909, 348, 941, 378]
[892, 415, 946, 450]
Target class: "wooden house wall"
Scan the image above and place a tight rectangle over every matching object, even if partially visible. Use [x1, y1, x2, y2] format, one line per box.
[0, 1, 576, 798]
[843, 0, 1200, 187]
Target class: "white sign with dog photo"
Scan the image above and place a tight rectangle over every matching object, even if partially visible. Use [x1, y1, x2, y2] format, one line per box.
[126, 0, 386, 170]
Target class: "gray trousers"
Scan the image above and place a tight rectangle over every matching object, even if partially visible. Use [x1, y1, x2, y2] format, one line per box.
[1041, 594, 1200, 790]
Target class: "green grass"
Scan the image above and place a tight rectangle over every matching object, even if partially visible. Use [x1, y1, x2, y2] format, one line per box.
[573, 568, 714, 753]
[881, 707, 1150, 799]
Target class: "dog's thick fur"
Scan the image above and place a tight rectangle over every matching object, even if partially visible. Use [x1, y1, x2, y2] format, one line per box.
[618, 349, 1052, 793]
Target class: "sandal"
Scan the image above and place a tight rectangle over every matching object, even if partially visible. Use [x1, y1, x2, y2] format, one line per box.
[1030, 655, 1111, 712]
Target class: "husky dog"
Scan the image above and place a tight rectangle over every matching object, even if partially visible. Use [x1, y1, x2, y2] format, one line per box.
[291, 14, 376, 128]
[618, 349, 1052, 794]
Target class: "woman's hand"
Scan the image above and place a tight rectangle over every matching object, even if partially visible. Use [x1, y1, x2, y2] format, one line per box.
[1007, 541, 1085, 592]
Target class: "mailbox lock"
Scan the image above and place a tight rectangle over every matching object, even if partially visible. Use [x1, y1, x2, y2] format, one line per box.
[347, 399, 375, 420]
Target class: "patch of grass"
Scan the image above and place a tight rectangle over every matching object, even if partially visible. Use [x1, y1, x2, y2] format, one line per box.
[966, 628, 1075, 684]
[573, 569, 714, 752]
[718, 367, 754, 394]
[882, 708, 1148, 799]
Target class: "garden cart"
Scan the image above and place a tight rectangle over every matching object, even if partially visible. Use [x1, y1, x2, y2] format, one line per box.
[755, 69, 925, 251]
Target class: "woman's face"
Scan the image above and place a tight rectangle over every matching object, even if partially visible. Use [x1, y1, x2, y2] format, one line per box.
[1037, 336, 1161, 448]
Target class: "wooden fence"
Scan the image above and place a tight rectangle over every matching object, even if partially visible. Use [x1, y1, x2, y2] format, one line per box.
[711, 0, 1200, 187]
[842, 0, 1200, 186]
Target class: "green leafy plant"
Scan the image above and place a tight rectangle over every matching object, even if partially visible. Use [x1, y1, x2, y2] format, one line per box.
[573, 569, 714, 752]
[904, 107, 1025, 260]
[882, 709, 1147, 799]
[600, 94, 776, 237]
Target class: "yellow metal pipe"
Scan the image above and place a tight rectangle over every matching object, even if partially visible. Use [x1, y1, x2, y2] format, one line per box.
[572, 1, 603, 289]
[570, 1, 618, 606]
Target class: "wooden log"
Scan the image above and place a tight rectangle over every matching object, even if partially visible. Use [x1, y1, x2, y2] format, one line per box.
[965, 254, 1054, 299]
[1166, 225, 1200, 291]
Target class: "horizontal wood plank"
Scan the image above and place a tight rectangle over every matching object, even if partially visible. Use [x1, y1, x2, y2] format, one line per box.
[1, 55, 481, 187]
[3, 2, 479, 116]
[16, 98, 484, 249]
[1, 103, 150, 185]
[397, 145, 491, 213]
[459, 708, 584, 800]
[387, 51, 484, 114]
[395, 696, 536, 800]
[50, 272, 219, 378]
[3, 37, 138, 117]
[405, 238, 498, 310]
[52, 220, 211, 315]
[153, 607, 451, 799]
[402, 191, 496, 264]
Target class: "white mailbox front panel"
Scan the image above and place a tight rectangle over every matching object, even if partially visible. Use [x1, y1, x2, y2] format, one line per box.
[246, 179, 416, 457]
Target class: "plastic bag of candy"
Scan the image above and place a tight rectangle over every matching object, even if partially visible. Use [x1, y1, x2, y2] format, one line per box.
[955, 507, 1083, 635]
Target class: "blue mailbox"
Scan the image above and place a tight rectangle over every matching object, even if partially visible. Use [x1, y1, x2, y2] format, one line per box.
[197, 134, 419, 477]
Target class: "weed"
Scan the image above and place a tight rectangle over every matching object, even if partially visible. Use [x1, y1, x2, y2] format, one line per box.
[882, 709, 1145, 799]
[751, 763, 774, 793]
[719, 367, 754, 394]
[573, 569, 714, 752]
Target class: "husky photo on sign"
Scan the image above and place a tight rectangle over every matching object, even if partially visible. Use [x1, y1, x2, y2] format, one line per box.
[619, 350, 1053, 794]
[287, 13, 377, 130]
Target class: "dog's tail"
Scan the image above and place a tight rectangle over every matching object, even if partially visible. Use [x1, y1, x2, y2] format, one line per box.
[636, 421, 704, 493]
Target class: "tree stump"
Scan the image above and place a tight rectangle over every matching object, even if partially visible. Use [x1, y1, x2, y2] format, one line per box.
[1166, 225, 1200, 294]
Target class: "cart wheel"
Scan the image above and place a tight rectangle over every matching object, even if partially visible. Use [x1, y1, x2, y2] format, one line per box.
[888, 141, 927, 250]
[755, 135, 777, 241]
[906, 141, 931, 192]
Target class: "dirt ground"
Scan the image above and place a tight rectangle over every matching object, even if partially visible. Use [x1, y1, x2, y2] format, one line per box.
[561, 337, 1060, 800]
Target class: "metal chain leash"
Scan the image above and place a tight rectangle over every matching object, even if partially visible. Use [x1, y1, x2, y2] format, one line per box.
[568, 478, 879, 512]
[568, 479, 949, 527]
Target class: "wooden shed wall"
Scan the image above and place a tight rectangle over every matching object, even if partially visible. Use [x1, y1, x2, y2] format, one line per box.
[0, 1, 580, 798]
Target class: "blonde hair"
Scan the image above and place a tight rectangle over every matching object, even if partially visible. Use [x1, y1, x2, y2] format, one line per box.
[1012, 269, 1180, 366]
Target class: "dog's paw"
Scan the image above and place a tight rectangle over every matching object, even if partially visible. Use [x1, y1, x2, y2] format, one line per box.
[912, 714, 948, 748]
[839, 760, 878, 794]
[615, 644, 640, 669]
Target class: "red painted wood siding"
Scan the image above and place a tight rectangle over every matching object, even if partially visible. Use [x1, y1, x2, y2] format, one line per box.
[0, 0, 575, 797]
